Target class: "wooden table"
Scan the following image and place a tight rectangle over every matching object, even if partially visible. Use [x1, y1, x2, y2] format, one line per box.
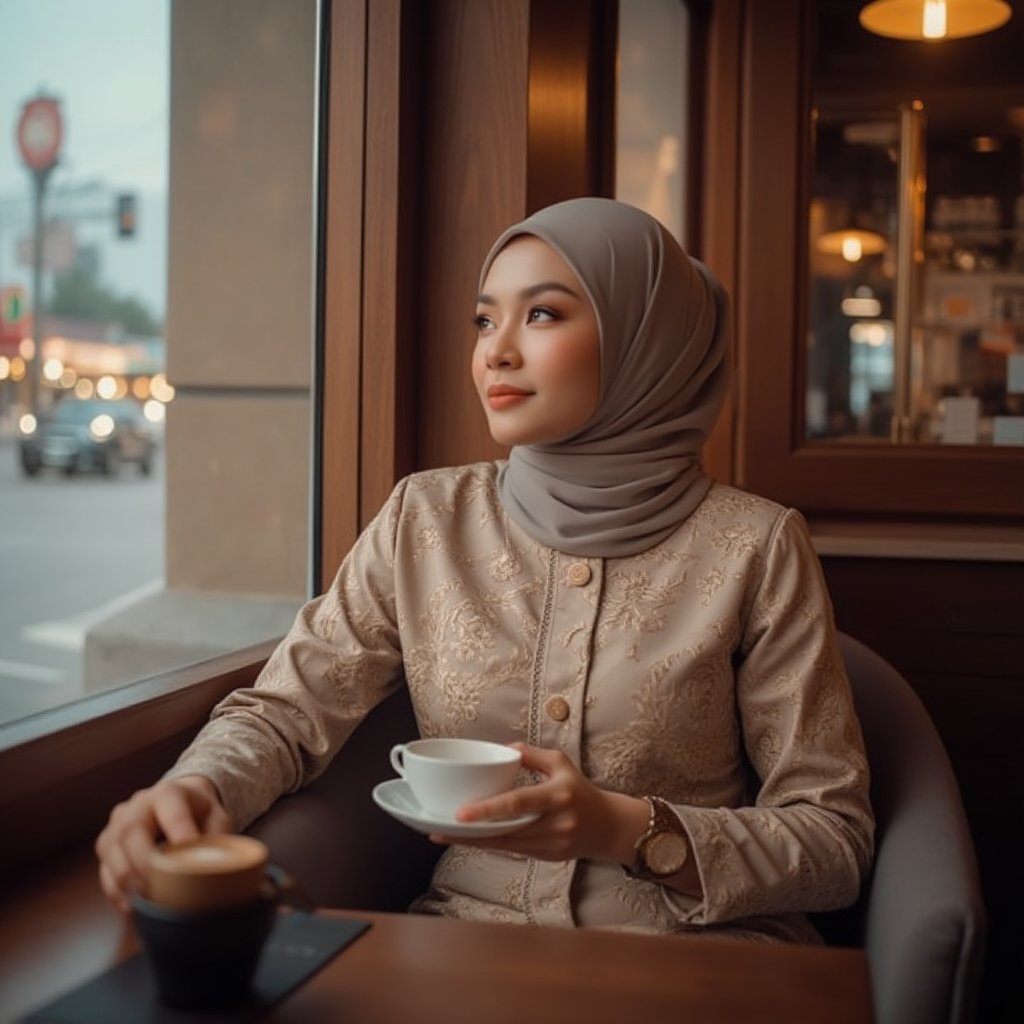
[0, 849, 874, 1024]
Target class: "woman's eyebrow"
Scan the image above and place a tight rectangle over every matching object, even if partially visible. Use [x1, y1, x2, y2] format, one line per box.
[476, 281, 582, 305]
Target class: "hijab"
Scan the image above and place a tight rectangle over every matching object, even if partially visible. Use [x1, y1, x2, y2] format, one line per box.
[479, 197, 730, 559]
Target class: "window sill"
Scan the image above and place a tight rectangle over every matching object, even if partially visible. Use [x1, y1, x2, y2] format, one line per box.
[0, 639, 277, 874]
[809, 520, 1024, 562]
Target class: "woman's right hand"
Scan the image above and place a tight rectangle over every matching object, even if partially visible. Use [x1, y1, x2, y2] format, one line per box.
[95, 774, 233, 912]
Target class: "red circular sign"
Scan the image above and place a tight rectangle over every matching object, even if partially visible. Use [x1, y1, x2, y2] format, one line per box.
[17, 97, 63, 171]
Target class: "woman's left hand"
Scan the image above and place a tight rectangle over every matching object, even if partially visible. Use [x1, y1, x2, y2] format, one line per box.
[429, 743, 649, 865]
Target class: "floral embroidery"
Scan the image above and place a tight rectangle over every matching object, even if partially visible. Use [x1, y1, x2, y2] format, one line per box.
[170, 468, 873, 943]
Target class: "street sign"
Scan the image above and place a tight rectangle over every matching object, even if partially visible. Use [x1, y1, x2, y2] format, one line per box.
[16, 220, 77, 272]
[16, 96, 64, 172]
[0, 286, 27, 354]
[1, 286, 25, 325]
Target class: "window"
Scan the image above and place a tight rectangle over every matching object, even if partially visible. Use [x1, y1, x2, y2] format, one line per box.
[616, 0, 691, 244]
[0, 0, 321, 727]
[807, 2, 1024, 447]
[724, 0, 1023, 517]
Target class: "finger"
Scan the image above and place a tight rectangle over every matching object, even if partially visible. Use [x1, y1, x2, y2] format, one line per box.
[152, 786, 204, 846]
[516, 744, 569, 775]
[455, 781, 549, 822]
[98, 861, 133, 914]
[100, 836, 148, 907]
[121, 822, 160, 891]
[198, 798, 233, 835]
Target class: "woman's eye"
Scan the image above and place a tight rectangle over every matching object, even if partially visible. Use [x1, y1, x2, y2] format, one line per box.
[528, 307, 557, 323]
[473, 313, 494, 330]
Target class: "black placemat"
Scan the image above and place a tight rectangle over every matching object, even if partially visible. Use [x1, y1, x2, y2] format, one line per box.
[21, 912, 370, 1023]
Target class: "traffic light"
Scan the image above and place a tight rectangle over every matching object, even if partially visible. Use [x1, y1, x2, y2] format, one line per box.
[115, 193, 137, 238]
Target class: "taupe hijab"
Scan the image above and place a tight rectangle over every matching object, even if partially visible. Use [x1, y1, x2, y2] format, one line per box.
[480, 197, 730, 559]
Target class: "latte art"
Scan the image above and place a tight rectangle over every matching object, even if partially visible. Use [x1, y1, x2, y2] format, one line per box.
[148, 835, 269, 911]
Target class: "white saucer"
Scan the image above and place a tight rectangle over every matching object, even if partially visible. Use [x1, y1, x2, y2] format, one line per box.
[372, 779, 538, 838]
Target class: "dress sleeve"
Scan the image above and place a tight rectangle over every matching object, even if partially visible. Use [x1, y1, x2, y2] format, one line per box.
[666, 508, 875, 925]
[165, 479, 408, 829]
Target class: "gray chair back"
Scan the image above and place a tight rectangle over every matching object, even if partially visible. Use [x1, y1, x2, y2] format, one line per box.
[818, 632, 986, 1024]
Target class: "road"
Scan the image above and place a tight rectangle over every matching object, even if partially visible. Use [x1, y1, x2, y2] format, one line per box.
[0, 438, 163, 725]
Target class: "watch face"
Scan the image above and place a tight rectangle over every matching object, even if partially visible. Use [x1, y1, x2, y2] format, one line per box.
[646, 832, 689, 875]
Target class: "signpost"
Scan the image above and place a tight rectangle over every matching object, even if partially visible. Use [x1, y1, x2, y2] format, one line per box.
[16, 94, 63, 413]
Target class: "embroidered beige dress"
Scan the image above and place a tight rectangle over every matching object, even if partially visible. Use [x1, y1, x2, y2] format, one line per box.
[169, 462, 874, 944]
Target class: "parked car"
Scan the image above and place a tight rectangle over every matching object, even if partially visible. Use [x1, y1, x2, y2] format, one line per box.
[19, 397, 156, 478]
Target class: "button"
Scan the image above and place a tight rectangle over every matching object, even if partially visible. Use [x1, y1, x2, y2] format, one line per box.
[566, 562, 591, 587]
[545, 696, 570, 722]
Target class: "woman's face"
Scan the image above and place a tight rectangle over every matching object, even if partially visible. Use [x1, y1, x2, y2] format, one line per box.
[472, 236, 601, 447]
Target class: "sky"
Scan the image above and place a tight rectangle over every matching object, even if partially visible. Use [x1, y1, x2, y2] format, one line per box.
[0, 0, 169, 319]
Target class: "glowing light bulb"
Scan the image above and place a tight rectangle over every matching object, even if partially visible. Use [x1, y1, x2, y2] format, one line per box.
[842, 235, 864, 262]
[923, 0, 947, 38]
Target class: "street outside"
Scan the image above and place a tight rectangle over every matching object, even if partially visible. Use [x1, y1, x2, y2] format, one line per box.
[0, 434, 163, 725]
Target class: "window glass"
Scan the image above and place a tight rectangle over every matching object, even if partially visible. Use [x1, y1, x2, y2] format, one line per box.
[0, 0, 319, 726]
[807, 1, 1024, 445]
[616, 0, 689, 244]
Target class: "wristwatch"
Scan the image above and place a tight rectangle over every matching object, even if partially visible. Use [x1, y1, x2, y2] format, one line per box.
[629, 796, 690, 880]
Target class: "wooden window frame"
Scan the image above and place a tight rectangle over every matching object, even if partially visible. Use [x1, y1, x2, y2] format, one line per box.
[0, 0, 367, 875]
[1, 0, 627, 874]
[723, 0, 1023, 519]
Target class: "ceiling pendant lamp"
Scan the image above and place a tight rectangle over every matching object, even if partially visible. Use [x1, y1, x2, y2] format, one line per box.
[859, 0, 1012, 41]
[817, 225, 888, 263]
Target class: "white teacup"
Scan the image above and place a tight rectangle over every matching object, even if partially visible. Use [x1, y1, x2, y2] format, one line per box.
[389, 738, 521, 818]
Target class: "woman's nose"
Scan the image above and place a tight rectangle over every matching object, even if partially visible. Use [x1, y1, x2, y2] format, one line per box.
[484, 326, 522, 369]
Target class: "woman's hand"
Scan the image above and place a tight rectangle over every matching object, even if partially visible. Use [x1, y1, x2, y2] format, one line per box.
[94, 775, 233, 912]
[430, 743, 649, 866]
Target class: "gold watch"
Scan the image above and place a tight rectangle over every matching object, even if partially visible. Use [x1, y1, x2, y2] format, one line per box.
[629, 796, 690, 880]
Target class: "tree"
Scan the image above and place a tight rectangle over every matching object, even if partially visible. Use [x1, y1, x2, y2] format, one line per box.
[49, 252, 161, 336]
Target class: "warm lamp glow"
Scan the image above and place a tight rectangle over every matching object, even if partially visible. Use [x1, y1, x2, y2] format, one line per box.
[859, 0, 1011, 41]
[817, 228, 888, 262]
[923, 0, 947, 36]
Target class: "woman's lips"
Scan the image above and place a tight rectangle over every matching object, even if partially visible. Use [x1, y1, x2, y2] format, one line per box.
[487, 385, 531, 410]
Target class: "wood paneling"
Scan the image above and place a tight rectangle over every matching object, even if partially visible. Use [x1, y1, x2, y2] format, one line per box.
[359, 0, 422, 527]
[526, 0, 614, 212]
[318, 0, 368, 585]
[414, 0, 617, 474]
[699, 0, 741, 485]
[416, 0, 531, 473]
[734, 0, 804, 495]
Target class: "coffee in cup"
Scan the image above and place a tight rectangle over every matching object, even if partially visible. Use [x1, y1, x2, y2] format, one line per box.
[146, 834, 269, 912]
[389, 738, 521, 818]
[133, 835, 298, 1011]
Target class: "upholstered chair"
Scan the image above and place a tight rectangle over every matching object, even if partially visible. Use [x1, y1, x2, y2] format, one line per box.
[249, 631, 986, 1024]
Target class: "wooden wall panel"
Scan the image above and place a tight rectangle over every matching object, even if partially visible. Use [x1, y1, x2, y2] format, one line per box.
[360, 0, 421, 526]
[526, 0, 613, 212]
[319, 0, 367, 585]
[416, 0, 531, 473]
[415, 0, 617, 474]
[699, 0, 742, 486]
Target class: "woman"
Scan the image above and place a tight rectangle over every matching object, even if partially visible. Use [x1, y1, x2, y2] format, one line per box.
[96, 198, 873, 943]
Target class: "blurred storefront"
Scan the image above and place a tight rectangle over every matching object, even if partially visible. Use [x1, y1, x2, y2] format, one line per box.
[0, 313, 169, 436]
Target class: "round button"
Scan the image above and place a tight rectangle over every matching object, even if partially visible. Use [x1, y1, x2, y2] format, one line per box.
[545, 696, 570, 722]
[566, 562, 591, 587]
